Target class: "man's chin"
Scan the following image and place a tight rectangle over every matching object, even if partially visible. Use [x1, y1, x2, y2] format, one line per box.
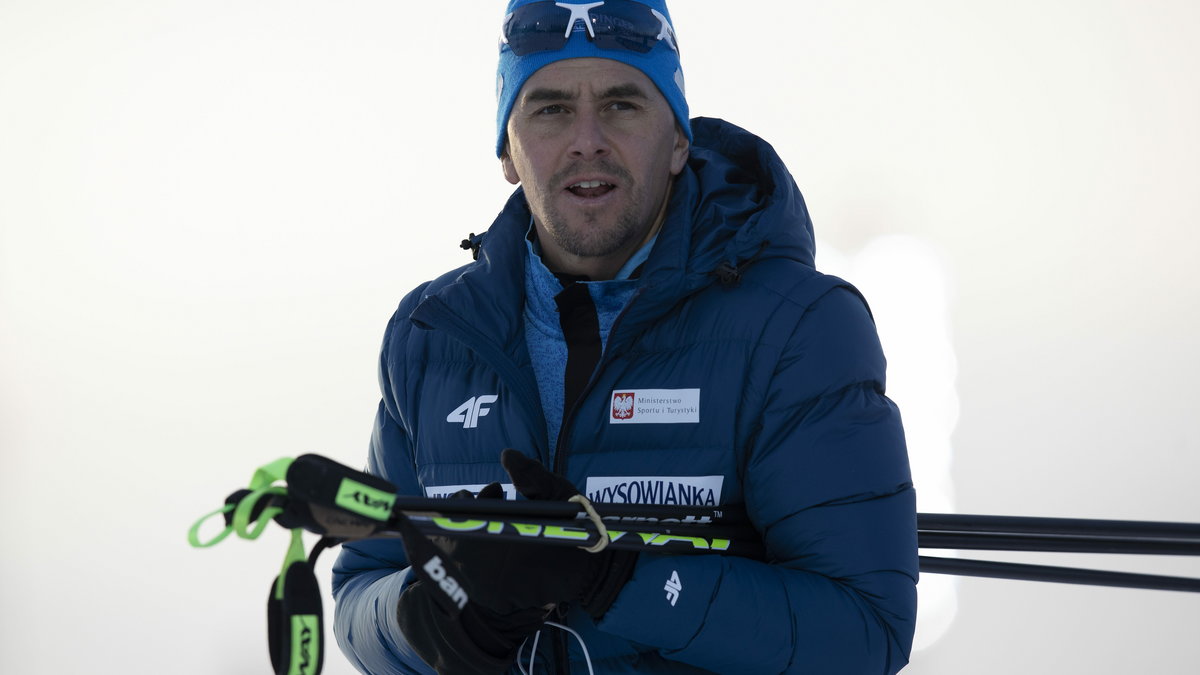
[544, 223, 633, 258]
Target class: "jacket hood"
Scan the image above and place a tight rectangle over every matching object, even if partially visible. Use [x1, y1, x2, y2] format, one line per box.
[651, 116, 815, 286]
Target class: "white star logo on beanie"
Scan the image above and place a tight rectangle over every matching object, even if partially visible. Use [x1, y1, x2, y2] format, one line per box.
[555, 2, 605, 39]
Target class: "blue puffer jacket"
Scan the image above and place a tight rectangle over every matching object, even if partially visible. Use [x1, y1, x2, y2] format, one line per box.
[332, 117, 917, 674]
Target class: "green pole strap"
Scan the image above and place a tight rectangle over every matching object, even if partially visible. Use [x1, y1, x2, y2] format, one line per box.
[232, 486, 289, 540]
[188, 457, 296, 548]
[187, 503, 237, 548]
[276, 528, 308, 600]
[249, 457, 295, 492]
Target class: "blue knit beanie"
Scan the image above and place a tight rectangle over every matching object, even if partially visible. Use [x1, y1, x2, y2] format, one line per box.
[496, 0, 691, 157]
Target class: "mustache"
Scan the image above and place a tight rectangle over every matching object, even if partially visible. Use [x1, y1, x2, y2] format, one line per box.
[551, 159, 633, 189]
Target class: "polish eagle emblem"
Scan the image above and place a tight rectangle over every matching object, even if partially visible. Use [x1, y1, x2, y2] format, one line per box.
[612, 392, 635, 420]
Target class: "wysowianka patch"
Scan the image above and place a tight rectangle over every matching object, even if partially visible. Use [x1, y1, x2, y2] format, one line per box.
[585, 475, 724, 506]
[609, 388, 700, 424]
[425, 483, 516, 499]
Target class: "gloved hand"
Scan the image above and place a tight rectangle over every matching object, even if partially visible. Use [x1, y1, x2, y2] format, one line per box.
[396, 450, 637, 673]
[430, 449, 638, 620]
[396, 579, 546, 675]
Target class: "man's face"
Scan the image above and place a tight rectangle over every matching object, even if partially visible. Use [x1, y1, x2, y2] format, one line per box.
[502, 58, 689, 279]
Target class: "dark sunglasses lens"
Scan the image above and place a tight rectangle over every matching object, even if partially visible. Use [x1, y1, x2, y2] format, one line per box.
[589, 2, 663, 53]
[504, 2, 572, 55]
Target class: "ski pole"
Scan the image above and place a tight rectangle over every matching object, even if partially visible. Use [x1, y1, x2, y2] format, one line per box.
[189, 453, 1200, 675]
[918, 513, 1200, 540]
[361, 511, 764, 557]
[919, 556, 1200, 593]
[917, 531, 1200, 556]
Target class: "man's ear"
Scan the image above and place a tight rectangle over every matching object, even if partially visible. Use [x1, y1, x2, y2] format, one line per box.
[670, 125, 690, 176]
[501, 148, 520, 185]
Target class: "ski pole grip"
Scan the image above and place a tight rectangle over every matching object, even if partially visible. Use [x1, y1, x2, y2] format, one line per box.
[286, 454, 399, 523]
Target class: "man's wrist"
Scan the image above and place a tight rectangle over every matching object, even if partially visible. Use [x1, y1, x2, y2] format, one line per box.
[460, 603, 548, 658]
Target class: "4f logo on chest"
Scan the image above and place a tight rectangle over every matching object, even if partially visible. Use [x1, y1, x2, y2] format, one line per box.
[447, 395, 498, 429]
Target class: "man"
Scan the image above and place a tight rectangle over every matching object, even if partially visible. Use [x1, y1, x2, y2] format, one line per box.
[332, 1, 918, 673]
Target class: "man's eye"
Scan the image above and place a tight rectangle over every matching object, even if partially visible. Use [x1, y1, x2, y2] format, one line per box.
[608, 101, 638, 112]
[537, 104, 566, 115]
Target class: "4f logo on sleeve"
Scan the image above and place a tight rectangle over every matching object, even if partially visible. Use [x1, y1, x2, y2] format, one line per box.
[447, 395, 498, 429]
[664, 570, 682, 606]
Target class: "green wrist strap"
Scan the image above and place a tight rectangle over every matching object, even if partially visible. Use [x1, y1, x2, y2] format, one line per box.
[188, 457, 295, 548]
[276, 528, 308, 600]
[187, 503, 237, 548]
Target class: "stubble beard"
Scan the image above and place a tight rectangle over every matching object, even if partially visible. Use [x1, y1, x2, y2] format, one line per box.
[536, 161, 650, 260]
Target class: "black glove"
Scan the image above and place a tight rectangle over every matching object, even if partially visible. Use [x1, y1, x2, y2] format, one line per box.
[394, 450, 637, 673]
[396, 579, 547, 675]
[430, 449, 638, 620]
[393, 470, 554, 675]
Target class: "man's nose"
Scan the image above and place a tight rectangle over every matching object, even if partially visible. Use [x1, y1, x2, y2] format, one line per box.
[567, 110, 610, 159]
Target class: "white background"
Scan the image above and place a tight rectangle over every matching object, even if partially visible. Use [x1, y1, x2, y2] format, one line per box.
[1, 1, 1197, 673]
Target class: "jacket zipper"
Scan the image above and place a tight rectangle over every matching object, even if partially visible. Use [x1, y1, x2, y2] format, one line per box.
[552, 604, 571, 675]
[552, 285, 648, 476]
[546, 285, 652, 673]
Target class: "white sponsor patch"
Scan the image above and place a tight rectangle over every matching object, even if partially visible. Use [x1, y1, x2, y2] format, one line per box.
[585, 475, 723, 506]
[424, 483, 516, 499]
[609, 388, 700, 424]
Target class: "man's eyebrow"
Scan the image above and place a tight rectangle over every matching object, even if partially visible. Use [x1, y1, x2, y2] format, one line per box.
[521, 83, 650, 104]
[598, 83, 649, 100]
[523, 87, 575, 104]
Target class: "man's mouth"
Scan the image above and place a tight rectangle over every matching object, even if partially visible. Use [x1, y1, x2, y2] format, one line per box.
[566, 180, 616, 198]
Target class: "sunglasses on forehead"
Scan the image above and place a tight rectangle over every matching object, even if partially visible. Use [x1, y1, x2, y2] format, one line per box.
[501, 0, 679, 57]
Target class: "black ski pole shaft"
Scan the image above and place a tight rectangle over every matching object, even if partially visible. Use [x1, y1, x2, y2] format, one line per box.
[919, 556, 1200, 593]
[381, 512, 767, 558]
[918, 513, 1200, 541]
[388, 495, 748, 525]
[400, 512, 756, 541]
[918, 531, 1200, 556]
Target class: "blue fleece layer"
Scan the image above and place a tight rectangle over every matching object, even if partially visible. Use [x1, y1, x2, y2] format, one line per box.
[523, 232, 655, 457]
